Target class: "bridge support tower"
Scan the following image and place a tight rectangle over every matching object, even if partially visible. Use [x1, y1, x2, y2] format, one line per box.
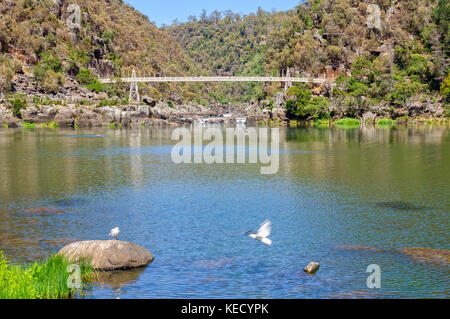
[284, 68, 292, 93]
[129, 69, 140, 103]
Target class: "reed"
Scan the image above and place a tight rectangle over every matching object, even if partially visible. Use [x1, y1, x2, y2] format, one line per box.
[0, 251, 93, 299]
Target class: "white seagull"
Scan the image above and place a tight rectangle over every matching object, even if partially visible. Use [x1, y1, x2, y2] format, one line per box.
[246, 220, 272, 246]
[109, 227, 120, 240]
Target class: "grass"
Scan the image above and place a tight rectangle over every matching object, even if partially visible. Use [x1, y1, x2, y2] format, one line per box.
[0, 251, 93, 299]
[334, 118, 361, 128]
[313, 119, 330, 127]
[395, 115, 409, 124]
[257, 120, 266, 126]
[22, 122, 36, 129]
[268, 118, 280, 127]
[42, 122, 59, 129]
[97, 98, 120, 108]
[377, 118, 397, 126]
[1, 123, 8, 128]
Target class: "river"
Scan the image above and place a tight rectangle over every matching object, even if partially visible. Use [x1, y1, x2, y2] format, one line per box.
[0, 125, 448, 298]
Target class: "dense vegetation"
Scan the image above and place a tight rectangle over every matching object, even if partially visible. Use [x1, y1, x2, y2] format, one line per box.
[0, 0, 206, 101]
[168, 0, 449, 116]
[0, 251, 92, 299]
[165, 8, 293, 102]
[268, 0, 449, 119]
[0, 0, 448, 116]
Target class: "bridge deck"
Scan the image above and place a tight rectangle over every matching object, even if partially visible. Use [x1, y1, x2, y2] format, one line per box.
[100, 76, 328, 84]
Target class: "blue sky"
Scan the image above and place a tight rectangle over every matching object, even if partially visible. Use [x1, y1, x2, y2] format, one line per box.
[125, 0, 301, 26]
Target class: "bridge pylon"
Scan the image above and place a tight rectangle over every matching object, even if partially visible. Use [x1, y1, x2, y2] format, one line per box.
[129, 69, 140, 103]
[284, 68, 292, 93]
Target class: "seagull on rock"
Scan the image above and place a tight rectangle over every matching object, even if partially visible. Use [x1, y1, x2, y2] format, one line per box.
[109, 227, 120, 240]
[246, 220, 272, 247]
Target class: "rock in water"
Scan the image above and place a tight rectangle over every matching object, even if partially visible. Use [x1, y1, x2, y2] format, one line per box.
[399, 247, 450, 266]
[304, 262, 320, 274]
[57, 240, 154, 270]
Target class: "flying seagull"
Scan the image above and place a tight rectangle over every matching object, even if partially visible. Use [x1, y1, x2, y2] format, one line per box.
[246, 220, 272, 246]
[109, 227, 120, 240]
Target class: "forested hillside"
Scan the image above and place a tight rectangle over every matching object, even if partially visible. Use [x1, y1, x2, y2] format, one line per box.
[0, 0, 206, 101]
[266, 0, 449, 119]
[168, 0, 449, 117]
[165, 8, 294, 103]
[0, 0, 448, 119]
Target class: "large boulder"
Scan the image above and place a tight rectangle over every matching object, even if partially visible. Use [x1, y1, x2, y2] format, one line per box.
[58, 240, 154, 270]
[142, 96, 156, 107]
[97, 59, 115, 78]
[304, 262, 320, 274]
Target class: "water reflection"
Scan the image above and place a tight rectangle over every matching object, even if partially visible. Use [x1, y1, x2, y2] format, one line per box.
[375, 201, 426, 211]
[92, 267, 147, 289]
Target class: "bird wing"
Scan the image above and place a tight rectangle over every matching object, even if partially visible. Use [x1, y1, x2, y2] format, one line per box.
[260, 237, 272, 247]
[257, 220, 271, 237]
[245, 229, 257, 236]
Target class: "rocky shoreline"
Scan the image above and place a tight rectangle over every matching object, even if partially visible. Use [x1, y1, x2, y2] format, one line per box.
[0, 90, 447, 129]
[0, 91, 288, 128]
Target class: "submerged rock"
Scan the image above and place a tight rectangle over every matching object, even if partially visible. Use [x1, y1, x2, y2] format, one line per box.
[58, 240, 154, 270]
[304, 262, 320, 274]
[399, 247, 450, 266]
[376, 201, 425, 211]
[336, 245, 381, 252]
[23, 207, 66, 215]
[92, 267, 146, 289]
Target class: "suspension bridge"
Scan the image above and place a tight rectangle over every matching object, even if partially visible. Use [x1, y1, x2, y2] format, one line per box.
[99, 69, 332, 102]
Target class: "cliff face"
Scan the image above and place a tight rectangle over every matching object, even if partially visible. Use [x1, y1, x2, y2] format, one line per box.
[167, 0, 449, 116]
[0, 0, 200, 99]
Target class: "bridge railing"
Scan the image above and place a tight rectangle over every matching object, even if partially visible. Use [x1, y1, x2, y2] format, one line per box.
[100, 76, 329, 84]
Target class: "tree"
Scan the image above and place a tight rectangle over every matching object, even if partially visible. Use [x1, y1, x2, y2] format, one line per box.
[441, 73, 450, 102]
[286, 85, 330, 119]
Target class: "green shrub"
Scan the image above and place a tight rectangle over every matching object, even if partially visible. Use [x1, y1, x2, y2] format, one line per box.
[391, 75, 426, 106]
[0, 61, 14, 92]
[0, 251, 93, 299]
[335, 118, 361, 128]
[377, 118, 397, 126]
[286, 85, 330, 119]
[76, 69, 97, 85]
[42, 70, 66, 93]
[445, 104, 450, 118]
[22, 122, 36, 129]
[406, 54, 436, 81]
[441, 73, 450, 103]
[8, 95, 28, 118]
[101, 30, 115, 43]
[32, 52, 65, 92]
[33, 52, 63, 82]
[76, 69, 106, 93]
[86, 82, 105, 93]
[97, 99, 120, 107]
[313, 119, 330, 127]
[43, 122, 59, 129]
